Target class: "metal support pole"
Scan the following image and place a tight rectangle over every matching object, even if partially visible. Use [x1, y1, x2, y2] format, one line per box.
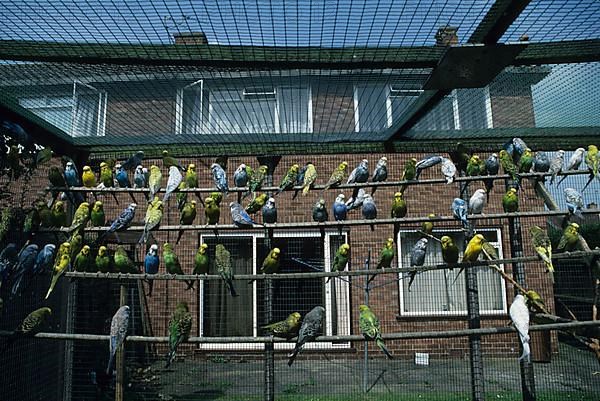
[262, 157, 276, 401]
[509, 215, 536, 401]
[264, 277, 274, 401]
[363, 250, 371, 394]
[62, 280, 76, 401]
[461, 179, 484, 401]
[115, 285, 127, 401]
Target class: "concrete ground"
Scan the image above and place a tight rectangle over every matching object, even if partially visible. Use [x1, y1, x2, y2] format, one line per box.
[126, 343, 599, 400]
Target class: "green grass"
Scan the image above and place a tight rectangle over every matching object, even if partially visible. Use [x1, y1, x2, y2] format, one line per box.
[152, 392, 599, 401]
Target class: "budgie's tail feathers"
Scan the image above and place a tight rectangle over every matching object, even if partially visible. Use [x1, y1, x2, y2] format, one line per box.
[519, 336, 531, 362]
[287, 345, 302, 366]
[106, 353, 115, 375]
[376, 338, 393, 359]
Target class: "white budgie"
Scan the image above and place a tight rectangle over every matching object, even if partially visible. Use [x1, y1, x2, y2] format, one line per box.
[509, 294, 530, 362]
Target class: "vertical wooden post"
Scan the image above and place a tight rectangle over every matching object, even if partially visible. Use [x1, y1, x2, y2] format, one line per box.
[461, 179, 484, 401]
[508, 215, 536, 401]
[115, 284, 127, 401]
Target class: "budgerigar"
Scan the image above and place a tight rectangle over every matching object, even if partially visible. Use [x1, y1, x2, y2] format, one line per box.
[46, 251, 70, 299]
[215, 243, 238, 297]
[451, 198, 470, 231]
[205, 197, 220, 225]
[98, 162, 114, 189]
[499, 150, 519, 187]
[233, 163, 249, 188]
[347, 159, 368, 184]
[10, 244, 39, 296]
[390, 192, 407, 218]
[148, 165, 162, 201]
[133, 165, 147, 189]
[162, 150, 183, 170]
[559, 146, 578, 178]
[332, 194, 347, 222]
[466, 155, 484, 177]
[548, 150, 565, 185]
[276, 164, 299, 195]
[346, 188, 366, 211]
[361, 194, 377, 231]
[96, 203, 137, 243]
[415, 155, 443, 179]
[484, 153, 499, 196]
[557, 222, 580, 252]
[518, 148, 534, 174]
[468, 189, 487, 215]
[121, 150, 144, 171]
[139, 199, 163, 243]
[312, 198, 328, 223]
[441, 236, 459, 266]
[230, 202, 258, 227]
[564, 187, 584, 217]
[509, 294, 530, 362]
[502, 188, 519, 213]
[67, 202, 90, 234]
[33, 243, 56, 276]
[262, 312, 301, 339]
[440, 157, 456, 184]
[449, 142, 471, 175]
[376, 238, 395, 270]
[163, 243, 190, 288]
[194, 243, 210, 275]
[582, 144, 599, 192]
[185, 163, 198, 189]
[107, 305, 130, 374]
[324, 161, 348, 190]
[301, 163, 317, 196]
[370, 156, 388, 194]
[115, 163, 130, 188]
[359, 304, 392, 359]
[144, 244, 159, 296]
[261, 197, 277, 224]
[163, 165, 183, 202]
[114, 246, 137, 274]
[408, 238, 427, 290]
[177, 200, 197, 244]
[90, 201, 106, 227]
[73, 245, 92, 273]
[96, 246, 111, 273]
[245, 165, 268, 199]
[49, 199, 65, 227]
[421, 213, 436, 236]
[81, 165, 96, 188]
[260, 247, 281, 275]
[326, 243, 350, 283]
[210, 163, 229, 196]
[245, 193, 268, 214]
[451, 234, 485, 285]
[165, 302, 192, 368]
[5, 307, 52, 346]
[288, 306, 324, 366]
[530, 225, 554, 280]
[532, 151, 550, 174]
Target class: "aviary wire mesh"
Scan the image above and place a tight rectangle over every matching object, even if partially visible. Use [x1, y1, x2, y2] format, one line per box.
[1, 1, 600, 401]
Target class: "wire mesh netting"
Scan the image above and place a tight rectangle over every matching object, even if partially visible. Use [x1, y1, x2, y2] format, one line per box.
[1, 1, 600, 401]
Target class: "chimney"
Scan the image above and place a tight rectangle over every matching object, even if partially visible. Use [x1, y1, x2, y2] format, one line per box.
[174, 32, 208, 45]
[435, 26, 458, 46]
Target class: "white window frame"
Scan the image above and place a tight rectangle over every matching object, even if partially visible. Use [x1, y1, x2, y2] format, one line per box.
[71, 80, 107, 137]
[197, 230, 350, 350]
[397, 227, 507, 317]
[276, 85, 313, 134]
[175, 79, 203, 135]
[386, 86, 424, 127]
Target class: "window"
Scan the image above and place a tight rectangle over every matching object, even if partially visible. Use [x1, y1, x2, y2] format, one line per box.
[176, 82, 312, 134]
[412, 87, 493, 131]
[198, 231, 350, 350]
[354, 84, 388, 132]
[398, 228, 507, 316]
[387, 87, 423, 127]
[19, 95, 73, 133]
[71, 81, 107, 137]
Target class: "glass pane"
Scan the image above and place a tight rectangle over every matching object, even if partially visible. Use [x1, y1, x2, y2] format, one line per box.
[278, 87, 310, 133]
[73, 93, 100, 137]
[390, 95, 418, 125]
[18, 96, 73, 133]
[182, 88, 203, 135]
[457, 88, 489, 129]
[356, 85, 387, 132]
[400, 230, 504, 314]
[413, 95, 455, 130]
[209, 89, 276, 134]
[202, 237, 254, 336]
[256, 237, 324, 332]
